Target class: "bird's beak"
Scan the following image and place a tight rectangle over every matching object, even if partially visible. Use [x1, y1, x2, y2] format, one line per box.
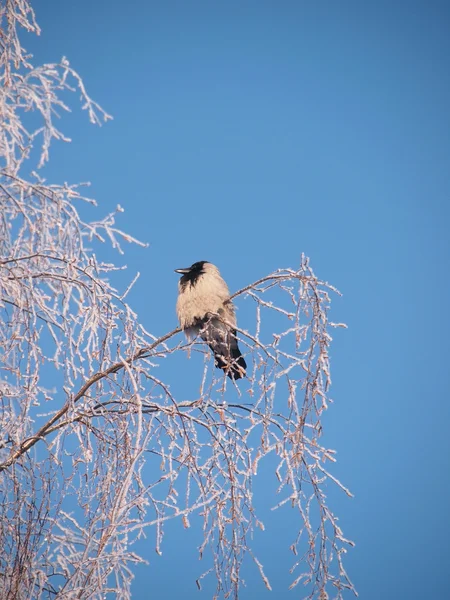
[174, 268, 191, 274]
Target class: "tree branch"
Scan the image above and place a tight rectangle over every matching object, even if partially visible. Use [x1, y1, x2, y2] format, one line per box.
[0, 326, 181, 471]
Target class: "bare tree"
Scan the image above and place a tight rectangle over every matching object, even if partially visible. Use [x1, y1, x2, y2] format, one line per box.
[0, 2, 356, 599]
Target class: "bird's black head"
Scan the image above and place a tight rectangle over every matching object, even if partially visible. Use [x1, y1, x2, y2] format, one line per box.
[175, 261, 209, 288]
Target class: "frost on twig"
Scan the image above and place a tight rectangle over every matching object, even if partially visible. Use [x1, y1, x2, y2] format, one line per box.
[0, 2, 355, 599]
[0, 0, 111, 173]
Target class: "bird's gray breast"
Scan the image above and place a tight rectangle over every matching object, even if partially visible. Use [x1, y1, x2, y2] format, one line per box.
[176, 273, 236, 330]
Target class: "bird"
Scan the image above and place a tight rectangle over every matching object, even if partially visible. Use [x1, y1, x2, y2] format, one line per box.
[175, 261, 247, 380]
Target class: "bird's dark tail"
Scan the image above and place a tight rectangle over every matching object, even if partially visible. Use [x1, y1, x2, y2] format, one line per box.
[212, 345, 247, 380]
[200, 317, 247, 380]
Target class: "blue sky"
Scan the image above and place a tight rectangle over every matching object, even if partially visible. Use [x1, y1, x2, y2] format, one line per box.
[25, 0, 450, 598]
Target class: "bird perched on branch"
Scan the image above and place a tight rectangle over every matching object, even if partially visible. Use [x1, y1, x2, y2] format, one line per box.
[175, 261, 247, 380]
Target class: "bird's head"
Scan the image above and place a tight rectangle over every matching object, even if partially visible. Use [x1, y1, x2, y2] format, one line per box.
[175, 261, 211, 287]
[174, 261, 209, 276]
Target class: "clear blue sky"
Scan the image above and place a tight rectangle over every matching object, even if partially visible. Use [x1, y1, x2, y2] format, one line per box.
[27, 1, 450, 598]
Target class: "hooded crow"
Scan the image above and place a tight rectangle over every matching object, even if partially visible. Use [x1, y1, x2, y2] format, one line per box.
[175, 261, 247, 380]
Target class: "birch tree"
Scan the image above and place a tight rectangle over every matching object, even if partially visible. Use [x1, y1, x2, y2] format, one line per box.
[0, 2, 356, 598]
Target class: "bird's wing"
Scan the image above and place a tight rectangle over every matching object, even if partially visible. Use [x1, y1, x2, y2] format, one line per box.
[200, 310, 246, 379]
